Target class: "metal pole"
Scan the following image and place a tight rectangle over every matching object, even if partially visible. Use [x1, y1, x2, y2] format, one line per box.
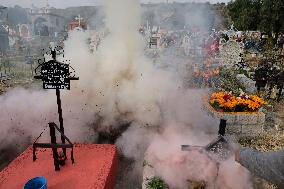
[218, 119, 227, 136]
[50, 49, 66, 158]
[49, 123, 60, 171]
[33, 144, 36, 161]
[56, 88, 66, 158]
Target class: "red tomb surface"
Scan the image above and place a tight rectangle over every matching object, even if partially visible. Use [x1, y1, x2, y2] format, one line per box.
[0, 144, 117, 189]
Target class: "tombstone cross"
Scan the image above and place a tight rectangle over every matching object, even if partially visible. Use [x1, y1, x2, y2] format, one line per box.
[75, 14, 83, 27]
[34, 48, 79, 170]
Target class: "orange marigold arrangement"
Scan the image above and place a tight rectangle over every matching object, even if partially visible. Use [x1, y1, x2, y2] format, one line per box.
[209, 91, 267, 112]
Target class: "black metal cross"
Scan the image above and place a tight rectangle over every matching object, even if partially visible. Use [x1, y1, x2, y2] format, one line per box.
[33, 48, 79, 171]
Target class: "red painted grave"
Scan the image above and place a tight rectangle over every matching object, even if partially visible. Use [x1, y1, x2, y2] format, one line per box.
[0, 144, 117, 189]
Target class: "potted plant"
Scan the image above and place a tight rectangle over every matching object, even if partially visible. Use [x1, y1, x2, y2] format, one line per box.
[205, 90, 267, 136]
[209, 91, 266, 113]
[146, 177, 169, 189]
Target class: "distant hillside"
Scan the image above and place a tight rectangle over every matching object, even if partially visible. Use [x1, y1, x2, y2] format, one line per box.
[0, 5, 29, 27]
[141, 2, 229, 30]
[0, 2, 230, 31]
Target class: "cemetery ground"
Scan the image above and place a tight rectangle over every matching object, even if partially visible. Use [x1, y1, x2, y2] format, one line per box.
[0, 54, 138, 189]
[219, 52, 284, 189]
[1, 48, 284, 189]
[0, 56, 40, 94]
[140, 43, 284, 188]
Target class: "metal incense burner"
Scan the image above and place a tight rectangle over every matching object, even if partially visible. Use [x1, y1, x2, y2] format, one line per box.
[182, 119, 233, 161]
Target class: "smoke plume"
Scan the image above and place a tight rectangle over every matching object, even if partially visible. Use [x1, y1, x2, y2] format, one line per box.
[0, 0, 254, 188]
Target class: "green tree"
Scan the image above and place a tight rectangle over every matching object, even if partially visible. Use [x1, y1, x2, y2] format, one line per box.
[227, 0, 261, 31]
[259, 0, 284, 35]
[227, 0, 284, 37]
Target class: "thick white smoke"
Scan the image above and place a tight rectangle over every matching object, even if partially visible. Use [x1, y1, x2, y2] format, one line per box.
[63, 0, 181, 132]
[0, 0, 254, 188]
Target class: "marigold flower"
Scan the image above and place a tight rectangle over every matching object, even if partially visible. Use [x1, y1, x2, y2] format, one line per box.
[209, 91, 266, 112]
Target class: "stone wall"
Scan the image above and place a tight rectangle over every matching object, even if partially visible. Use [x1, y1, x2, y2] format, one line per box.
[205, 100, 265, 137]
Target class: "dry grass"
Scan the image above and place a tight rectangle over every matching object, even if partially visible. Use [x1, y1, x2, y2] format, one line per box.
[243, 54, 262, 67]
[239, 131, 284, 152]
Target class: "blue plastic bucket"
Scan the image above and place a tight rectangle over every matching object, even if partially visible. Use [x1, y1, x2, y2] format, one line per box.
[24, 177, 47, 189]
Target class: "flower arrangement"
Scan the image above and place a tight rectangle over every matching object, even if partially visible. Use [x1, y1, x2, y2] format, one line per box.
[210, 91, 266, 112]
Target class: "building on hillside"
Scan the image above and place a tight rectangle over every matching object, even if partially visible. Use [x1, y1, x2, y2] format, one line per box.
[29, 3, 65, 37]
[68, 15, 87, 31]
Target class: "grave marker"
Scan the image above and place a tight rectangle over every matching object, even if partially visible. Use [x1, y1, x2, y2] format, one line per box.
[33, 47, 79, 171]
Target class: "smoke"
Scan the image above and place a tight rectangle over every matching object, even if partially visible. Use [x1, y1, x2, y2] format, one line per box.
[0, 0, 254, 188]
[184, 4, 214, 31]
[62, 0, 182, 132]
[144, 125, 253, 189]
[141, 2, 222, 31]
[217, 157, 253, 189]
[145, 127, 218, 188]
[0, 89, 55, 147]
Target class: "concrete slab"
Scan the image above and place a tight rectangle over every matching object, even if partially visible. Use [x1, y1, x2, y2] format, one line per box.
[0, 144, 117, 189]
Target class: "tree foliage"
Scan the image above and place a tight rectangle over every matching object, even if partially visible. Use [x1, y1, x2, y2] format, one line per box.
[227, 0, 284, 34]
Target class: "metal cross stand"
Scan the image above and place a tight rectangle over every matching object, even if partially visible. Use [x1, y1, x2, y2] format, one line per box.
[33, 47, 79, 171]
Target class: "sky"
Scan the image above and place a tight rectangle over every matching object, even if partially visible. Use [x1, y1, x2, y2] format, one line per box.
[0, 0, 231, 9]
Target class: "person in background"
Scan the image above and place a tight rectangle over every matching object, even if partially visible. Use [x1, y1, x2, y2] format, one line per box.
[235, 148, 284, 188]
